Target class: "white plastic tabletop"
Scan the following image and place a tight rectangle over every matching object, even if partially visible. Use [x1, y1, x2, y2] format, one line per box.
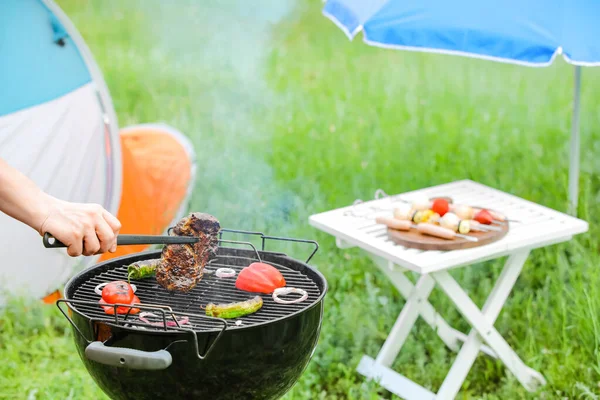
[309, 180, 589, 274]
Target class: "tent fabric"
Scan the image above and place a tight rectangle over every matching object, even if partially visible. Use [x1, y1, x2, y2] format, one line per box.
[0, 0, 92, 116]
[0, 0, 122, 305]
[98, 124, 197, 262]
[0, 83, 111, 303]
[0, 0, 196, 304]
[41, 0, 123, 217]
[323, 0, 600, 67]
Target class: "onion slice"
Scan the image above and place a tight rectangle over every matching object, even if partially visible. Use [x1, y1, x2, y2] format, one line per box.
[138, 312, 190, 327]
[272, 287, 308, 304]
[94, 282, 137, 296]
[215, 268, 236, 278]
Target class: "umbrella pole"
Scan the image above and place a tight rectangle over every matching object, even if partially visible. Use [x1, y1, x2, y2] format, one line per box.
[568, 66, 582, 216]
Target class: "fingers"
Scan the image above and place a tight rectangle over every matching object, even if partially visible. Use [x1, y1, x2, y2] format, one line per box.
[82, 228, 101, 256]
[84, 205, 120, 255]
[102, 209, 121, 232]
[101, 209, 120, 253]
[95, 218, 115, 254]
[65, 229, 84, 257]
[42, 202, 122, 257]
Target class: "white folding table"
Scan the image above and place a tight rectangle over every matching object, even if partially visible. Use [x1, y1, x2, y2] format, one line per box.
[308, 180, 588, 400]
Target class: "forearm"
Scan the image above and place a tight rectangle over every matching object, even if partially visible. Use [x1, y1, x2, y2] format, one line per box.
[0, 159, 57, 233]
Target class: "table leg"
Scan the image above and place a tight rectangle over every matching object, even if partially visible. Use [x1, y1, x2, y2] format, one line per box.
[375, 274, 435, 367]
[369, 256, 497, 358]
[432, 252, 547, 396]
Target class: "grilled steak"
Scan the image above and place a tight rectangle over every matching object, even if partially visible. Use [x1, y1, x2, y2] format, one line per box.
[156, 213, 221, 292]
[156, 244, 201, 292]
[171, 212, 220, 264]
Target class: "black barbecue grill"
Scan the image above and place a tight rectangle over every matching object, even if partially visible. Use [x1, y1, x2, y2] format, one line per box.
[56, 229, 327, 400]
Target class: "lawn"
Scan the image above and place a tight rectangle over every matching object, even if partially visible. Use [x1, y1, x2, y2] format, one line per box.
[2, 0, 600, 399]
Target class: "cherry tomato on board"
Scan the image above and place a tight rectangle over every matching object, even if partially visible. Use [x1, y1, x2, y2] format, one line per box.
[431, 198, 450, 217]
[474, 209, 494, 225]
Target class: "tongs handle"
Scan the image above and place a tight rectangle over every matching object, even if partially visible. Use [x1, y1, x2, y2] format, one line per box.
[42, 233, 198, 248]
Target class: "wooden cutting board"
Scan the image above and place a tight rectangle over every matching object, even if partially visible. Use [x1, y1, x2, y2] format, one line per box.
[387, 222, 509, 251]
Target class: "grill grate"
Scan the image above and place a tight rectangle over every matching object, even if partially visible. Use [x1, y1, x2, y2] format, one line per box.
[69, 250, 321, 333]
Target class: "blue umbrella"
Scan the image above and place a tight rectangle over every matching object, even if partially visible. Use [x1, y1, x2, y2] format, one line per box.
[323, 0, 600, 215]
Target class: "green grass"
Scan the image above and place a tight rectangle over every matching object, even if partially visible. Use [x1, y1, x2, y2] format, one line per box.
[2, 0, 600, 398]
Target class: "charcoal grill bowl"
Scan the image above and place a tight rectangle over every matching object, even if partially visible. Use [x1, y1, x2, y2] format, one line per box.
[62, 249, 327, 400]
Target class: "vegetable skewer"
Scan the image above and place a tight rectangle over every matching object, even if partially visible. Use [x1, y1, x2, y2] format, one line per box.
[469, 220, 502, 232]
[393, 206, 438, 224]
[451, 204, 517, 224]
[397, 195, 452, 213]
[375, 217, 478, 242]
[439, 212, 502, 233]
[395, 196, 514, 225]
[416, 223, 478, 242]
[393, 206, 502, 233]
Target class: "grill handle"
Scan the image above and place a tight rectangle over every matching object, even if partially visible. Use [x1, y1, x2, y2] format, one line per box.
[85, 341, 173, 370]
[219, 228, 320, 263]
[43, 233, 198, 248]
[57, 299, 229, 368]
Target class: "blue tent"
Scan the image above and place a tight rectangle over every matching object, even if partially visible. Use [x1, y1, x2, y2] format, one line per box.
[0, 0, 196, 304]
[323, 0, 600, 214]
[0, 0, 123, 302]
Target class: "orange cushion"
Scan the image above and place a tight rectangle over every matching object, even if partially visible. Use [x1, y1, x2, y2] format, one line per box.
[42, 289, 62, 304]
[99, 127, 192, 261]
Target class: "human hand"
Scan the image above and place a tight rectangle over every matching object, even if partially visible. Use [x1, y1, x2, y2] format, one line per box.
[39, 199, 121, 257]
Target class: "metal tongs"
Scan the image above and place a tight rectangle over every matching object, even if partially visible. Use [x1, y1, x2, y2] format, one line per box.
[42, 232, 199, 249]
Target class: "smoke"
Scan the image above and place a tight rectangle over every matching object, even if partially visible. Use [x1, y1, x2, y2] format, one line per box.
[124, 0, 304, 237]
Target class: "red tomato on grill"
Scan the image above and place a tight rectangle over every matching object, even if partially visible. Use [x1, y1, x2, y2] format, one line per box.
[431, 198, 450, 217]
[99, 295, 141, 315]
[235, 262, 286, 294]
[101, 281, 135, 304]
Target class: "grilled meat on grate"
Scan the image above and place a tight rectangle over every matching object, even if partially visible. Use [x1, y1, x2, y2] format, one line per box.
[156, 213, 220, 292]
[157, 244, 200, 292]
